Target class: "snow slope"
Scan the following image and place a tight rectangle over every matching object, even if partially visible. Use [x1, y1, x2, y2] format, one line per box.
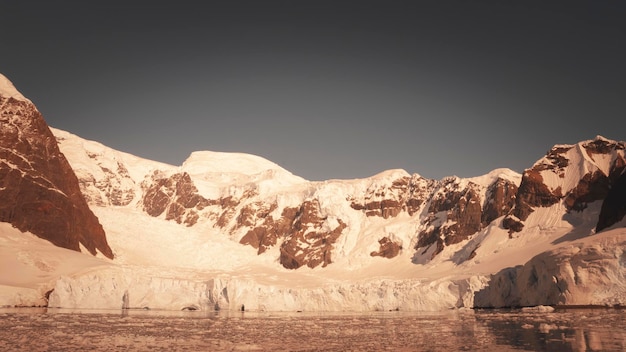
[0, 223, 109, 307]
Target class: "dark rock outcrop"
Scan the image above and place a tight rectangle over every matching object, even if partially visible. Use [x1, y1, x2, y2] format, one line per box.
[370, 236, 402, 258]
[237, 198, 349, 269]
[142, 172, 210, 226]
[482, 178, 518, 226]
[238, 203, 289, 254]
[350, 175, 434, 218]
[596, 170, 626, 232]
[504, 169, 562, 231]
[415, 178, 483, 258]
[0, 88, 113, 258]
[279, 200, 347, 269]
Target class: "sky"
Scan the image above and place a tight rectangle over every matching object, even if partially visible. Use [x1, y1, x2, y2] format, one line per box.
[1, 1, 625, 181]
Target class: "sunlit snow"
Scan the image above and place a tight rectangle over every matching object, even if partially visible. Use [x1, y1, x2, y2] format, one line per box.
[1, 126, 625, 312]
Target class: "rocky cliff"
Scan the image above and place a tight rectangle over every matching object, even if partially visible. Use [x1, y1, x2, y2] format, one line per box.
[0, 74, 113, 258]
[503, 137, 626, 234]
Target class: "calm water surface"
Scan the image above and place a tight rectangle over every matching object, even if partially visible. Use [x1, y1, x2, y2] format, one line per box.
[1, 308, 625, 351]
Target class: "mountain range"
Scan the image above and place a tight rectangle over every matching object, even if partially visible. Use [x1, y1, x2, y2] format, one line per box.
[1, 73, 625, 311]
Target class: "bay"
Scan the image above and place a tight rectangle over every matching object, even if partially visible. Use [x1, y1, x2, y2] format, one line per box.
[1, 308, 624, 351]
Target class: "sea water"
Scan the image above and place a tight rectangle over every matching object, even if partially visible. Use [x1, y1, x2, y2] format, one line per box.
[1, 308, 625, 351]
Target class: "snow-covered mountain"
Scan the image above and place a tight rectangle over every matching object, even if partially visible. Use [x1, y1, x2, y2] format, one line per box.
[503, 137, 626, 234]
[53, 127, 528, 270]
[1, 73, 626, 311]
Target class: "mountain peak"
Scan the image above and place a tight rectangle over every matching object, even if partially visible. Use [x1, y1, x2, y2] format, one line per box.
[467, 168, 522, 188]
[0, 73, 30, 102]
[593, 135, 613, 143]
[181, 150, 304, 181]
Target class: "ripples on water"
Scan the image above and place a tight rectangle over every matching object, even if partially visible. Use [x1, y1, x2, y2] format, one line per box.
[1, 308, 625, 351]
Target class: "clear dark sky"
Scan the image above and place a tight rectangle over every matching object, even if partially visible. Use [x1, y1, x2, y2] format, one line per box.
[1, 1, 625, 180]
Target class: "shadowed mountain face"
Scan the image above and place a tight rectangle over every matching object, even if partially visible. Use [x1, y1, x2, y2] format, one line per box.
[596, 170, 626, 232]
[0, 79, 113, 259]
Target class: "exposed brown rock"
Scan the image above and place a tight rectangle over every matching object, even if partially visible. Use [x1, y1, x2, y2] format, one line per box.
[415, 179, 484, 257]
[444, 187, 483, 245]
[563, 143, 626, 213]
[519, 170, 563, 209]
[594, 155, 626, 232]
[415, 226, 444, 260]
[482, 178, 518, 225]
[564, 171, 610, 211]
[0, 95, 113, 258]
[352, 199, 403, 218]
[503, 139, 626, 234]
[142, 172, 209, 226]
[503, 169, 562, 232]
[214, 196, 240, 228]
[142, 172, 173, 217]
[502, 216, 524, 233]
[583, 138, 624, 157]
[279, 200, 347, 269]
[236, 198, 348, 269]
[350, 175, 433, 218]
[370, 236, 402, 258]
[237, 203, 289, 254]
[536, 146, 572, 172]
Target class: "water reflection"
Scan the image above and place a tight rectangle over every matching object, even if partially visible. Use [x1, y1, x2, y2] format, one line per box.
[474, 309, 626, 351]
[0, 307, 624, 351]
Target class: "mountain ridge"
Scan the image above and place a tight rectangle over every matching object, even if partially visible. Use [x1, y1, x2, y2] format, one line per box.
[2, 72, 626, 311]
[50, 125, 626, 271]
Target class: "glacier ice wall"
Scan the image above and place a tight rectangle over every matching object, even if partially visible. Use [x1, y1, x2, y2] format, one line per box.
[474, 230, 626, 308]
[48, 267, 488, 312]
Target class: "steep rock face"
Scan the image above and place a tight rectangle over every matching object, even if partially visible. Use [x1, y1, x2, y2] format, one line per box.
[0, 75, 113, 258]
[142, 172, 211, 226]
[505, 170, 562, 227]
[413, 174, 519, 259]
[482, 177, 518, 225]
[349, 174, 434, 218]
[238, 199, 348, 269]
[415, 178, 483, 258]
[504, 137, 626, 233]
[346, 171, 519, 261]
[596, 170, 626, 232]
[279, 199, 347, 269]
[238, 203, 288, 254]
